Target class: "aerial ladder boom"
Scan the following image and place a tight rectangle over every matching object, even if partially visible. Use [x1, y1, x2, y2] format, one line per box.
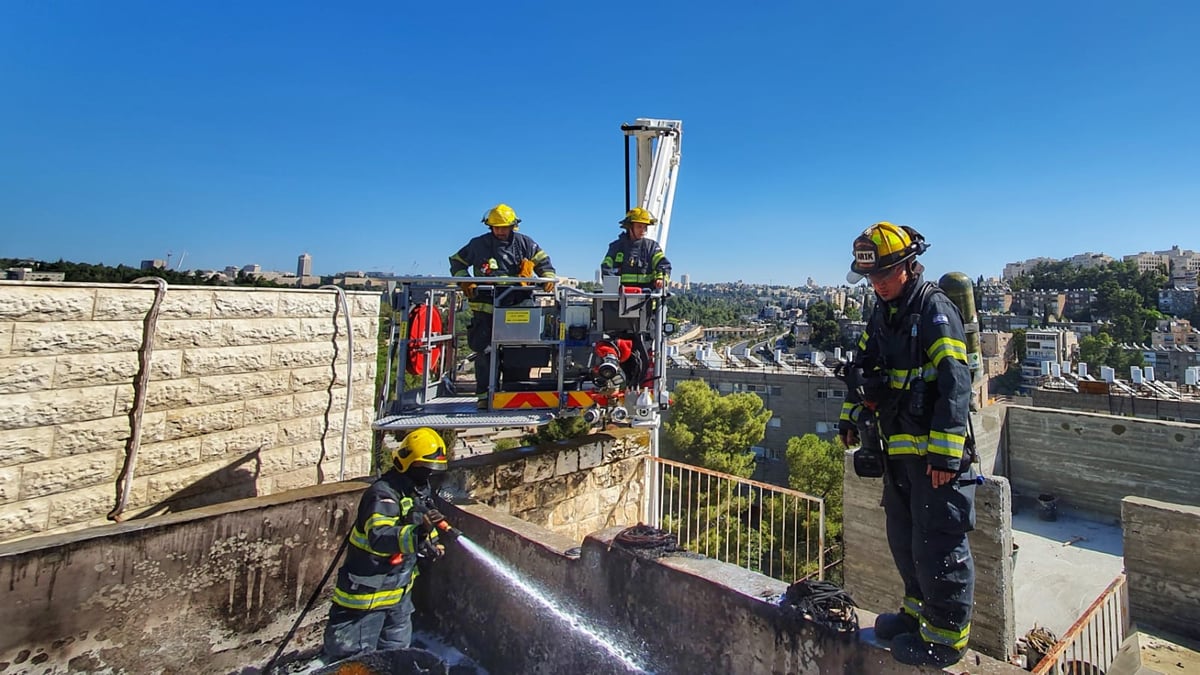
[622, 118, 682, 252]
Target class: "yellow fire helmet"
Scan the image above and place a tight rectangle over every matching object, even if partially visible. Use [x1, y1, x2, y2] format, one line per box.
[482, 203, 520, 229]
[392, 427, 448, 473]
[619, 207, 657, 228]
[846, 221, 929, 284]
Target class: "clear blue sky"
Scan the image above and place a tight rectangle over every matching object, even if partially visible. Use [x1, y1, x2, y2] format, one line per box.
[2, 2, 1197, 286]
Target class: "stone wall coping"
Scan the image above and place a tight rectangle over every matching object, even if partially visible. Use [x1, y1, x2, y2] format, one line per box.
[0, 477, 372, 557]
[1122, 495, 1200, 516]
[0, 280, 379, 298]
[1006, 403, 1200, 430]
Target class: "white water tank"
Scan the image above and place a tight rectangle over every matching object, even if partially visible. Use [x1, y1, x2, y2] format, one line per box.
[1041, 361, 1052, 376]
[833, 347, 843, 361]
[1101, 366, 1115, 383]
[1186, 367, 1199, 386]
[1144, 366, 1155, 381]
[1131, 367, 1143, 384]
[1051, 363, 1062, 378]
[1078, 362, 1088, 378]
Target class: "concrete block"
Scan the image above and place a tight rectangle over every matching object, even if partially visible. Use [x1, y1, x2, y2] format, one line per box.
[53, 350, 183, 388]
[0, 323, 11, 356]
[523, 454, 555, 483]
[0, 386, 119, 430]
[276, 417, 324, 444]
[55, 413, 165, 457]
[200, 423, 278, 460]
[293, 390, 350, 418]
[496, 460, 525, 490]
[349, 292, 383, 317]
[269, 467, 322, 493]
[135, 437, 204, 473]
[0, 465, 19, 504]
[181, 345, 273, 377]
[508, 483, 539, 513]
[220, 318, 304, 346]
[0, 355, 56, 393]
[271, 343, 337, 369]
[578, 441, 602, 470]
[245, 395, 296, 427]
[20, 452, 116, 499]
[212, 290, 280, 317]
[164, 401, 245, 440]
[12, 321, 144, 355]
[290, 366, 342, 391]
[141, 378, 202, 411]
[197, 371, 291, 407]
[292, 440, 330, 468]
[0, 496, 49, 538]
[0, 286, 95, 322]
[278, 292, 342, 318]
[554, 448, 579, 476]
[145, 456, 266, 504]
[153, 319, 228, 348]
[0, 426, 54, 467]
[93, 287, 213, 320]
[47, 483, 135, 526]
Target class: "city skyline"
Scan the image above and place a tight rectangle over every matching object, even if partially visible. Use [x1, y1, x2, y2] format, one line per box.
[2, 3, 1197, 286]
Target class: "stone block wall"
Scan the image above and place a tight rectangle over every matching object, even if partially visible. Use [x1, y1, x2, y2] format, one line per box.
[1122, 496, 1200, 640]
[843, 452, 1016, 660]
[0, 281, 380, 543]
[441, 428, 650, 542]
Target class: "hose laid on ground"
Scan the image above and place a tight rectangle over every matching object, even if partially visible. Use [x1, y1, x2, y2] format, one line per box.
[108, 276, 167, 522]
[319, 285, 354, 482]
[612, 524, 699, 559]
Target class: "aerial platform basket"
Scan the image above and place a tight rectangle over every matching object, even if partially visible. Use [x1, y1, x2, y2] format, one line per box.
[372, 276, 670, 433]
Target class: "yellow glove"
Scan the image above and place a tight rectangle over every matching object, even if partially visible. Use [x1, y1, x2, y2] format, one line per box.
[519, 259, 536, 278]
[543, 281, 555, 292]
[459, 282, 477, 299]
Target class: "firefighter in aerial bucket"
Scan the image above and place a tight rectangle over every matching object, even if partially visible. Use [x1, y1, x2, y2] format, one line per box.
[838, 221, 978, 669]
[601, 207, 671, 289]
[449, 203, 556, 409]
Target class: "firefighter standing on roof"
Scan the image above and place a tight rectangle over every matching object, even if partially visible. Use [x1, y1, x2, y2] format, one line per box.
[321, 428, 450, 661]
[449, 204, 556, 408]
[838, 222, 977, 669]
[601, 207, 671, 289]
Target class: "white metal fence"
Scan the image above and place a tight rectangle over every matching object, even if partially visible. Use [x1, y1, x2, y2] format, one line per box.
[650, 456, 826, 582]
[1031, 573, 1130, 675]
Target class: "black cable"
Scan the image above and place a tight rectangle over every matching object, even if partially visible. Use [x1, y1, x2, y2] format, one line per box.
[263, 535, 350, 673]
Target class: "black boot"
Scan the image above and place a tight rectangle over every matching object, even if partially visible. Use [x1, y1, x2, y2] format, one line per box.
[891, 633, 965, 668]
[874, 612, 919, 640]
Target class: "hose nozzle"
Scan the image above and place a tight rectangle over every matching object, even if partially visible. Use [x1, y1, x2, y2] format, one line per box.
[436, 520, 464, 539]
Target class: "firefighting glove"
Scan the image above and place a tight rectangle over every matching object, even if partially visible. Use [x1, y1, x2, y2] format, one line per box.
[459, 282, 477, 299]
[542, 280, 555, 292]
[838, 420, 859, 448]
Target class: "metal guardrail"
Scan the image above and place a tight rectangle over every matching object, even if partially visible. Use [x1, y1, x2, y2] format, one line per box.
[650, 456, 825, 582]
[1031, 573, 1130, 675]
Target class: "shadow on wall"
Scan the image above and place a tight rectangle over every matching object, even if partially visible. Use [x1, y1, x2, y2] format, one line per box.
[127, 449, 263, 520]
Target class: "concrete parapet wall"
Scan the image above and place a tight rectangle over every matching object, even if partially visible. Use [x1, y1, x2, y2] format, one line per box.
[420, 502, 1024, 674]
[0, 481, 361, 673]
[1005, 406, 1200, 518]
[1122, 496, 1200, 640]
[441, 428, 649, 542]
[843, 452, 1015, 660]
[0, 281, 379, 543]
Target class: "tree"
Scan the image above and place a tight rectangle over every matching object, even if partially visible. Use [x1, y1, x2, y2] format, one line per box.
[785, 434, 844, 540]
[807, 301, 844, 351]
[663, 380, 770, 478]
[1011, 329, 1027, 363]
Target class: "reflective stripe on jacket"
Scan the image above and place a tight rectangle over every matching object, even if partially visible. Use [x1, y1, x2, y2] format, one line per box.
[840, 278, 972, 472]
[600, 233, 670, 286]
[332, 470, 437, 611]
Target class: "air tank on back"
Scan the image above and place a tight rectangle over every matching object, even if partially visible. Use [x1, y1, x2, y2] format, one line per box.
[938, 272, 981, 383]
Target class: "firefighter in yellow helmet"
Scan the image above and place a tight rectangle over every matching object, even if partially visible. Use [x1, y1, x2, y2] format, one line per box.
[321, 428, 451, 661]
[838, 222, 976, 669]
[601, 207, 671, 289]
[449, 204, 556, 408]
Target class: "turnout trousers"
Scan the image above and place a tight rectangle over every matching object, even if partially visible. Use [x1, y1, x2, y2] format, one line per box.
[322, 593, 415, 660]
[882, 457, 976, 650]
